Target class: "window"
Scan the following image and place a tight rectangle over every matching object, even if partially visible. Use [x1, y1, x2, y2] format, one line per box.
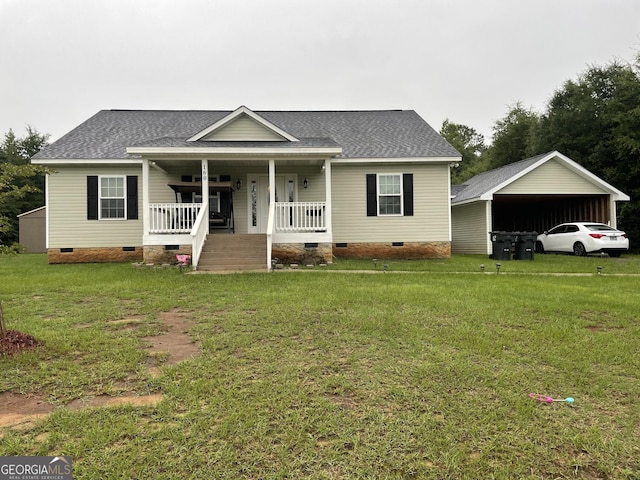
[251, 180, 258, 227]
[87, 175, 138, 220]
[378, 174, 402, 215]
[100, 176, 126, 219]
[366, 173, 413, 217]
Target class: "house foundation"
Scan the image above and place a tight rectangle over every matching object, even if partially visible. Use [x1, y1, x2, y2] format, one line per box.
[143, 245, 193, 265]
[332, 241, 451, 260]
[48, 247, 143, 264]
[272, 242, 332, 264]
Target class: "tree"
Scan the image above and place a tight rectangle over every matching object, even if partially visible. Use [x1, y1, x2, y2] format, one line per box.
[440, 119, 489, 184]
[486, 103, 541, 169]
[0, 127, 50, 246]
[536, 58, 640, 249]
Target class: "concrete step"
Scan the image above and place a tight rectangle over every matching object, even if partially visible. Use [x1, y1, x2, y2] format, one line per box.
[197, 234, 267, 272]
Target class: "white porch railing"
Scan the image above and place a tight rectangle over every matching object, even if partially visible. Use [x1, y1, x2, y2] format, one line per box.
[191, 203, 209, 267]
[149, 203, 202, 234]
[147, 201, 326, 269]
[274, 202, 326, 232]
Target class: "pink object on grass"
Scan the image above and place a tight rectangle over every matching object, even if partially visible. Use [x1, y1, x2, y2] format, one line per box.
[176, 254, 191, 266]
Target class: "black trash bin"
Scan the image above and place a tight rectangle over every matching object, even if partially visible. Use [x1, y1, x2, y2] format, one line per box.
[489, 231, 515, 260]
[513, 232, 538, 260]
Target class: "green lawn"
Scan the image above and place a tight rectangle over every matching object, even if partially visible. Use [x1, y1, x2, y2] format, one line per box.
[1, 254, 639, 479]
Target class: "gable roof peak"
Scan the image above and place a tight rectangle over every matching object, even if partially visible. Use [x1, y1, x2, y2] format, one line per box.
[187, 106, 299, 142]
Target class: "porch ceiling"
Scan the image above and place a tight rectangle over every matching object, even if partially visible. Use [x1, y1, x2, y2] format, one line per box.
[150, 157, 328, 170]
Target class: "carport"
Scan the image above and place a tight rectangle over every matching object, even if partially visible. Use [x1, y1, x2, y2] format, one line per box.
[491, 194, 611, 233]
[451, 151, 630, 255]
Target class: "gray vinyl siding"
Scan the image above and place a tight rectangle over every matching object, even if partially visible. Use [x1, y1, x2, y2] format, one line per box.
[331, 163, 450, 243]
[499, 159, 606, 195]
[451, 202, 490, 254]
[48, 166, 142, 248]
[149, 169, 181, 203]
[203, 115, 284, 141]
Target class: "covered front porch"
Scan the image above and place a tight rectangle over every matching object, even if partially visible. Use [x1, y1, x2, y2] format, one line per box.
[138, 157, 337, 269]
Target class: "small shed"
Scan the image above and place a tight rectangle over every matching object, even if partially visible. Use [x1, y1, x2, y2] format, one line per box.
[17, 206, 46, 253]
[451, 151, 630, 255]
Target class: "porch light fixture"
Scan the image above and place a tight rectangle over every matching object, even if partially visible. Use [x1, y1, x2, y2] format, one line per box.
[235, 179, 242, 190]
[303, 178, 308, 189]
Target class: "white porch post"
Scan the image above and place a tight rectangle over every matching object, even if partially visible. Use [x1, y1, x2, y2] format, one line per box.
[267, 159, 276, 270]
[486, 200, 493, 255]
[609, 197, 617, 227]
[268, 159, 276, 205]
[201, 160, 209, 210]
[142, 159, 150, 236]
[324, 160, 332, 235]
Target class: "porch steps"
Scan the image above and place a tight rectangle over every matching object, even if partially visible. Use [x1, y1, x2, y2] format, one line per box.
[196, 234, 268, 272]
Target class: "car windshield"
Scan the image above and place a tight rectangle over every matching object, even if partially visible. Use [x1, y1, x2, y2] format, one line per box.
[585, 224, 616, 231]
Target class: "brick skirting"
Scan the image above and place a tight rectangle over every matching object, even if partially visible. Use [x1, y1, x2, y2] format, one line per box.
[48, 247, 143, 264]
[272, 243, 333, 264]
[47, 241, 450, 265]
[143, 245, 192, 265]
[332, 241, 450, 260]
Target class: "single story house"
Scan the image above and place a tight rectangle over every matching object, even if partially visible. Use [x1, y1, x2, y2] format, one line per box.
[451, 151, 630, 255]
[32, 106, 462, 270]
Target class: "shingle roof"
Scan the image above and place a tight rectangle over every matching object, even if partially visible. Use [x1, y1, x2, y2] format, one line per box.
[33, 109, 460, 160]
[451, 152, 552, 204]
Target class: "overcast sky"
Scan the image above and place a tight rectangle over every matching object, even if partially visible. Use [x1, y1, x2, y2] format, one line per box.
[1, 0, 639, 144]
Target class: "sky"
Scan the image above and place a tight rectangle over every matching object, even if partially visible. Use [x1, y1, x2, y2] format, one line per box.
[1, 0, 639, 144]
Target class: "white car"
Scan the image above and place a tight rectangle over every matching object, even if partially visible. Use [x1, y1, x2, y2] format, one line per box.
[536, 222, 629, 257]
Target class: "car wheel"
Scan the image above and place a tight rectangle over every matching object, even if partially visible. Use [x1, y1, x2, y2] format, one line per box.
[608, 251, 622, 258]
[573, 242, 587, 256]
[535, 241, 545, 254]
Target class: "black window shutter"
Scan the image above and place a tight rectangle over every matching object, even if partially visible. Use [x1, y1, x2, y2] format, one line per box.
[126, 176, 138, 220]
[366, 174, 377, 216]
[87, 176, 98, 220]
[403, 173, 414, 216]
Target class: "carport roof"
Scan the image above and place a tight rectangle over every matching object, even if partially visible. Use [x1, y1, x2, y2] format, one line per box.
[451, 151, 630, 205]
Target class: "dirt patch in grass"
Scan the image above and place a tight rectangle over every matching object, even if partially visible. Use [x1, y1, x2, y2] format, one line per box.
[0, 393, 53, 429]
[0, 309, 199, 429]
[586, 324, 624, 332]
[145, 309, 200, 375]
[66, 393, 163, 410]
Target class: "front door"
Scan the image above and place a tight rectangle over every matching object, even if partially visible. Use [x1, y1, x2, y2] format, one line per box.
[255, 175, 295, 233]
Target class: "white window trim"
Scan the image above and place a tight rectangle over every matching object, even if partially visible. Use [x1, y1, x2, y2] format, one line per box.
[98, 175, 126, 220]
[377, 173, 403, 216]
